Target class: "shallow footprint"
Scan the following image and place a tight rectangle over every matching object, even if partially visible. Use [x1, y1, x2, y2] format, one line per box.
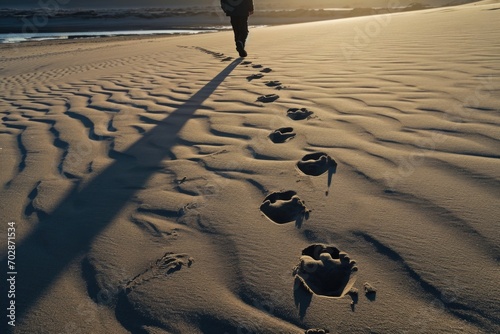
[297, 152, 337, 176]
[269, 127, 296, 143]
[257, 94, 280, 103]
[287, 107, 314, 120]
[293, 244, 358, 298]
[260, 190, 309, 224]
[124, 252, 194, 293]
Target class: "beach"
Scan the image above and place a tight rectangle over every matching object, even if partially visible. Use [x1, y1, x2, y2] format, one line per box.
[0, 1, 499, 333]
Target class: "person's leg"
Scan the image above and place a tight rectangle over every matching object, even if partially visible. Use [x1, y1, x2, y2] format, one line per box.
[236, 16, 249, 47]
[230, 16, 249, 56]
[230, 16, 239, 43]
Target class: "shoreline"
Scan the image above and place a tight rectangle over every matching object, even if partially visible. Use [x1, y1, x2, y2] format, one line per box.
[0, 32, 191, 53]
[0, 28, 222, 44]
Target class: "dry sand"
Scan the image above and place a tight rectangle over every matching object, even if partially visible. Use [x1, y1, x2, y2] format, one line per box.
[1, 1, 499, 333]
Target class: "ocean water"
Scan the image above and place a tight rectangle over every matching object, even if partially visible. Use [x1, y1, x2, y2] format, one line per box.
[0, 29, 218, 44]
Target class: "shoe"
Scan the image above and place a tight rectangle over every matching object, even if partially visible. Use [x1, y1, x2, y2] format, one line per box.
[236, 41, 247, 57]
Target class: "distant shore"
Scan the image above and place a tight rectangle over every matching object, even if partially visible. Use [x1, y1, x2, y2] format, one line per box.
[0, 5, 435, 34]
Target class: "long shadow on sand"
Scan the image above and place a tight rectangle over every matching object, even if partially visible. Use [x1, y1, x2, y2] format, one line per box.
[0, 58, 242, 325]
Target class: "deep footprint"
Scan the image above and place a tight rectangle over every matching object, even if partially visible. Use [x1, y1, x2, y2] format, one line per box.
[257, 94, 280, 103]
[260, 68, 272, 73]
[297, 152, 337, 176]
[269, 127, 296, 143]
[293, 244, 358, 298]
[287, 108, 314, 120]
[260, 190, 309, 224]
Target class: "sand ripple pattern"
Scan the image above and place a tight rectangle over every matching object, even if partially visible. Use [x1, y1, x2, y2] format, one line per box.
[1, 4, 499, 333]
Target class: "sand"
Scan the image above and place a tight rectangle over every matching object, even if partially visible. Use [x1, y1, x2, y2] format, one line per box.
[1, 1, 499, 333]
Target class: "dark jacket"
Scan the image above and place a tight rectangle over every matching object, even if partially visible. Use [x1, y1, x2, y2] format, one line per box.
[221, 0, 254, 17]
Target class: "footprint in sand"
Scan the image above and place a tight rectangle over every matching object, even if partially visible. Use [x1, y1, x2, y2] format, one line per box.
[265, 80, 282, 87]
[257, 94, 280, 103]
[260, 190, 309, 224]
[269, 127, 296, 143]
[297, 152, 337, 176]
[260, 68, 272, 73]
[247, 73, 264, 81]
[293, 244, 358, 298]
[287, 107, 314, 120]
[265, 80, 284, 90]
[252, 64, 263, 68]
[124, 252, 194, 294]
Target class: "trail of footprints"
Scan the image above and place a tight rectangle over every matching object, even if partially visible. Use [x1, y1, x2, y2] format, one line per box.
[190, 48, 364, 327]
[238, 52, 370, 329]
[178, 49, 370, 323]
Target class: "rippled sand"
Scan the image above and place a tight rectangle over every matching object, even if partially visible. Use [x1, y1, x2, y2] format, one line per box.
[1, 1, 499, 333]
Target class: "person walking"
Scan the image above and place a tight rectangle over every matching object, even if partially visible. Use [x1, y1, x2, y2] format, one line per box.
[220, 0, 254, 57]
